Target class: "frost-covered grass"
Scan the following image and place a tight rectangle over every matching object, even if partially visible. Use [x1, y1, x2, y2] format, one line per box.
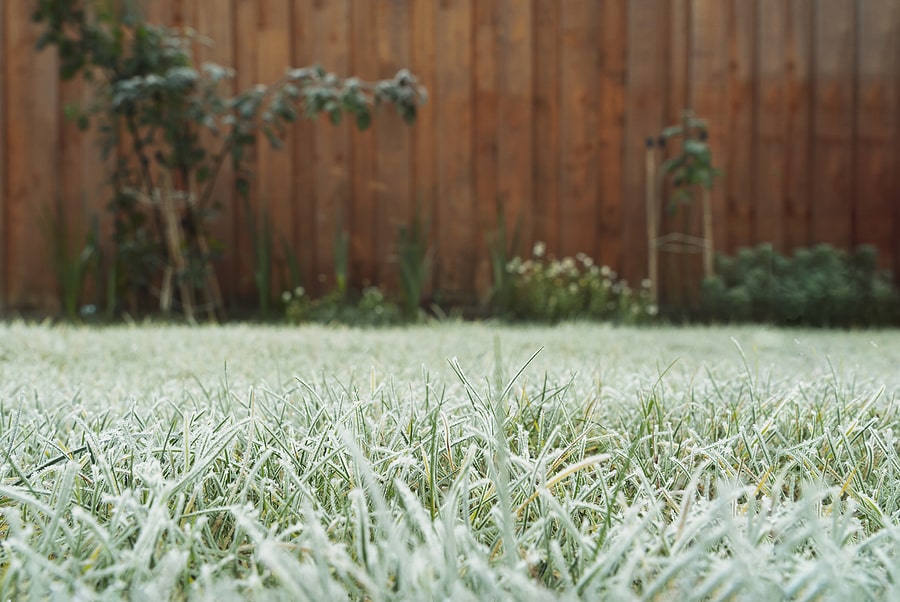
[1, 322, 900, 600]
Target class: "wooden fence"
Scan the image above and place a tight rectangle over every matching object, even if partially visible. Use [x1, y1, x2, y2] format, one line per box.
[1, 0, 898, 312]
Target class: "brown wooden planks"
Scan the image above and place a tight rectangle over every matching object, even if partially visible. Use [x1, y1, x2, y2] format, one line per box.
[854, 0, 896, 268]
[292, 0, 317, 292]
[659, 0, 691, 304]
[472, 0, 498, 294]
[895, 2, 900, 279]
[497, 0, 533, 257]
[811, 0, 855, 248]
[4, 0, 900, 311]
[532, 0, 560, 255]
[686, 0, 728, 303]
[5, 3, 60, 309]
[434, 0, 474, 296]
[784, 0, 813, 251]
[597, 0, 627, 271]
[233, 0, 259, 299]
[410, 0, 437, 297]
[53, 73, 104, 310]
[349, 0, 378, 288]
[622, 0, 665, 284]
[190, 0, 238, 303]
[374, 0, 412, 289]
[257, 0, 294, 295]
[0, 0, 6, 309]
[308, 0, 351, 293]
[724, 0, 756, 254]
[559, 1, 598, 260]
[755, 0, 788, 249]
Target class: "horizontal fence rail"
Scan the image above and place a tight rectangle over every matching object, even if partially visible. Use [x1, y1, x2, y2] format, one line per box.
[1, 0, 898, 312]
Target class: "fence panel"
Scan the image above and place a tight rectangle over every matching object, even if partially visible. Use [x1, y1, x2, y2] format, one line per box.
[1, 0, 898, 312]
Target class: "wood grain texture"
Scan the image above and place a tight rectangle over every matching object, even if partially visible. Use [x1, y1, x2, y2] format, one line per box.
[257, 0, 295, 295]
[854, 0, 895, 267]
[433, 0, 474, 296]
[597, 0, 627, 271]
[724, 0, 756, 254]
[532, 0, 560, 255]
[374, 0, 412, 289]
[497, 0, 533, 252]
[755, 0, 787, 249]
[410, 0, 437, 297]
[0, 0, 6, 309]
[349, 0, 378, 288]
[189, 0, 237, 303]
[5, 3, 59, 309]
[233, 0, 259, 299]
[472, 0, 498, 294]
[3, 0, 900, 310]
[622, 0, 665, 284]
[811, 0, 854, 247]
[559, 1, 598, 259]
[784, 0, 813, 251]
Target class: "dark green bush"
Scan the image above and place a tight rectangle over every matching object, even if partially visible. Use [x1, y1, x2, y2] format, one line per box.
[701, 244, 900, 327]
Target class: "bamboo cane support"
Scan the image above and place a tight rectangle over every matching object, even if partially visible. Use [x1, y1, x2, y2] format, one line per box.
[645, 138, 658, 304]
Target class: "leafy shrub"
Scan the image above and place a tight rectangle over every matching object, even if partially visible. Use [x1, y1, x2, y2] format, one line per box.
[701, 244, 900, 327]
[283, 286, 402, 327]
[501, 243, 657, 324]
[33, 0, 425, 317]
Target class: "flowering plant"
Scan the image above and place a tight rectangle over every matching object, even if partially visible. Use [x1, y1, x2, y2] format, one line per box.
[502, 243, 657, 323]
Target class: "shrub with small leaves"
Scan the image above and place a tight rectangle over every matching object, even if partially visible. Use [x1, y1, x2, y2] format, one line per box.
[501, 243, 656, 323]
[701, 244, 900, 327]
[33, 0, 426, 316]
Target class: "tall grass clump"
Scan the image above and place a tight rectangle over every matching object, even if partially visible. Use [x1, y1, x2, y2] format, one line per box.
[1, 324, 900, 599]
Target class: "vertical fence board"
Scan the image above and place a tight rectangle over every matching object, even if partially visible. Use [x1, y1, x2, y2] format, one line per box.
[755, 0, 787, 249]
[685, 0, 728, 302]
[233, 0, 258, 299]
[895, 4, 900, 277]
[410, 0, 437, 296]
[4, 0, 900, 311]
[143, 1, 173, 24]
[559, 1, 598, 258]
[349, 0, 377, 288]
[374, 0, 412, 288]
[497, 0, 533, 253]
[621, 0, 664, 284]
[0, 1, 6, 309]
[597, 0, 627, 271]
[659, 0, 690, 305]
[292, 0, 316, 291]
[472, 0, 498, 294]
[190, 0, 238, 303]
[690, 0, 732, 262]
[310, 0, 351, 292]
[854, 0, 896, 268]
[434, 0, 474, 295]
[724, 0, 756, 254]
[58, 75, 90, 307]
[784, 0, 813, 251]
[811, 0, 855, 247]
[532, 0, 560, 255]
[5, 4, 59, 309]
[257, 0, 294, 294]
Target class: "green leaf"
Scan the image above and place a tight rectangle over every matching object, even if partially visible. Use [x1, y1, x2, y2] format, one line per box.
[329, 109, 342, 126]
[355, 111, 371, 131]
[236, 177, 251, 198]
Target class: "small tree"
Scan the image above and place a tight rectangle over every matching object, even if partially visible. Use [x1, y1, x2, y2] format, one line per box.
[34, 0, 426, 317]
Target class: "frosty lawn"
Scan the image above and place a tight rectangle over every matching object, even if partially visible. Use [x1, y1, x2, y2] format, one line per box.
[1, 322, 900, 600]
